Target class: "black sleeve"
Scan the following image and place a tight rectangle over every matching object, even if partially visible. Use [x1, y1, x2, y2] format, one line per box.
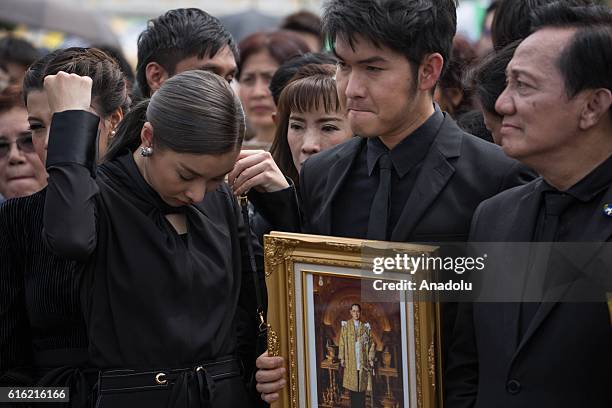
[0, 204, 32, 377]
[42, 110, 101, 262]
[247, 179, 301, 234]
[299, 160, 314, 234]
[444, 302, 478, 408]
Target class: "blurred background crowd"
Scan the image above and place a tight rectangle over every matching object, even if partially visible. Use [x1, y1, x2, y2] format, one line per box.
[0, 0, 507, 62]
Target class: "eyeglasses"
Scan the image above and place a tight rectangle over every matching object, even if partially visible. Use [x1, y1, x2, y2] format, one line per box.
[0, 134, 35, 159]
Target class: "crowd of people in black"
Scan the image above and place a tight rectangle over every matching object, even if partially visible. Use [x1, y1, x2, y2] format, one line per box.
[0, 0, 610, 407]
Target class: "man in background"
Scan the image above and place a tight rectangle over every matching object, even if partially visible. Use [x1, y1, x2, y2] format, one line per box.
[134, 8, 238, 99]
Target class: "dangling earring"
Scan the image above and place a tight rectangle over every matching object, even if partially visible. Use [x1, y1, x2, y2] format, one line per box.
[140, 146, 153, 157]
[110, 130, 116, 139]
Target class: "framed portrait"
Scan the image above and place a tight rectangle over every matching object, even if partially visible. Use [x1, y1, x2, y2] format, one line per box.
[264, 232, 442, 408]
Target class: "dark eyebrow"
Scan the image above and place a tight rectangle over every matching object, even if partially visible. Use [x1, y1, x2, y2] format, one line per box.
[332, 48, 388, 66]
[289, 115, 306, 122]
[27, 115, 42, 122]
[180, 163, 233, 180]
[316, 117, 343, 124]
[180, 164, 204, 178]
[200, 63, 237, 77]
[356, 56, 388, 65]
[507, 67, 538, 83]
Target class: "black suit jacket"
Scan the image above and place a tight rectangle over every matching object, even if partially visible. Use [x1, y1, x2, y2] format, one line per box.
[294, 115, 534, 369]
[299, 114, 532, 242]
[445, 179, 612, 408]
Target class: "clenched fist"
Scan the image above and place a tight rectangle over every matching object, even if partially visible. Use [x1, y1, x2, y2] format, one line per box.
[43, 71, 93, 115]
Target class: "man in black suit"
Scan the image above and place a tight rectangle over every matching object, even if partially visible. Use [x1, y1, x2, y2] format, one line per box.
[253, 0, 533, 403]
[445, 4, 612, 407]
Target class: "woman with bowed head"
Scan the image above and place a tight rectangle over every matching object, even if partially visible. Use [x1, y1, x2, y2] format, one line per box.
[0, 47, 127, 406]
[41, 69, 274, 407]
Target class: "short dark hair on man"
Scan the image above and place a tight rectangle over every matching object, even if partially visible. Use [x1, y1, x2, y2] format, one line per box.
[491, 0, 594, 49]
[280, 10, 322, 40]
[135, 8, 238, 97]
[530, 3, 611, 100]
[350, 303, 361, 311]
[0, 36, 40, 70]
[322, 0, 457, 73]
[269, 52, 337, 105]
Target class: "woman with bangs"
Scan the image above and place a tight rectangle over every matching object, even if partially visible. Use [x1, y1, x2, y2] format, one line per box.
[231, 63, 352, 197]
[271, 64, 352, 188]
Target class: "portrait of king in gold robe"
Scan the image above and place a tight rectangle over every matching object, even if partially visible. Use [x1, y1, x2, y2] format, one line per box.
[338, 303, 376, 408]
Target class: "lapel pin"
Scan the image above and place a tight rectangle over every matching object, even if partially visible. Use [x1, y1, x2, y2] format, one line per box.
[604, 204, 612, 217]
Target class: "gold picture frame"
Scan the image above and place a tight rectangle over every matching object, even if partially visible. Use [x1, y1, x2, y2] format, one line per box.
[264, 231, 442, 408]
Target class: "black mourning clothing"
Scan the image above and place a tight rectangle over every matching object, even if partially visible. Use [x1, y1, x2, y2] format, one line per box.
[42, 110, 258, 407]
[0, 189, 93, 405]
[520, 154, 612, 335]
[445, 154, 612, 408]
[331, 108, 442, 240]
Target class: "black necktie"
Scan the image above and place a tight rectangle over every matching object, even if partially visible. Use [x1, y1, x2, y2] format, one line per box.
[520, 191, 575, 337]
[367, 154, 392, 240]
[539, 192, 575, 242]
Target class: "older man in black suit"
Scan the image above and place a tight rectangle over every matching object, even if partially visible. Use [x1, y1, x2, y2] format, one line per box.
[445, 4, 612, 408]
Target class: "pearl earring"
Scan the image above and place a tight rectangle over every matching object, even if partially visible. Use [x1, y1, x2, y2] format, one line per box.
[140, 146, 153, 157]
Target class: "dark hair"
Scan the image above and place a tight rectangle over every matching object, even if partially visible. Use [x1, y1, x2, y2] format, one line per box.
[136, 8, 238, 97]
[92, 45, 135, 86]
[23, 47, 130, 118]
[469, 41, 521, 117]
[322, 0, 457, 74]
[236, 30, 310, 81]
[280, 10, 323, 44]
[270, 64, 339, 187]
[0, 85, 25, 114]
[106, 70, 245, 161]
[269, 52, 337, 105]
[530, 3, 612, 100]
[491, 0, 594, 49]
[438, 36, 477, 117]
[350, 303, 361, 311]
[0, 36, 40, 71]
[456, 110, 494, 144]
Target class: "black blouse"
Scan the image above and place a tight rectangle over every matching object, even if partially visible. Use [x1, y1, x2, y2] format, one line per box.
[42, 110, 260, 370]
[0, 189, 87, 376]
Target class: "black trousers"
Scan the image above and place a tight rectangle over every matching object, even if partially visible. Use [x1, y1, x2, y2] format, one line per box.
[349, 390, 366, 408]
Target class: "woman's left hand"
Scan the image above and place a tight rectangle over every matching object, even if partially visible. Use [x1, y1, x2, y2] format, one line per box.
[229, 150, 289, 195]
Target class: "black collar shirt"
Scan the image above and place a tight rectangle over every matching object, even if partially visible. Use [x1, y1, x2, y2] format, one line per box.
[534, 153, 612, 243]
[331, 106, 444, 240]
